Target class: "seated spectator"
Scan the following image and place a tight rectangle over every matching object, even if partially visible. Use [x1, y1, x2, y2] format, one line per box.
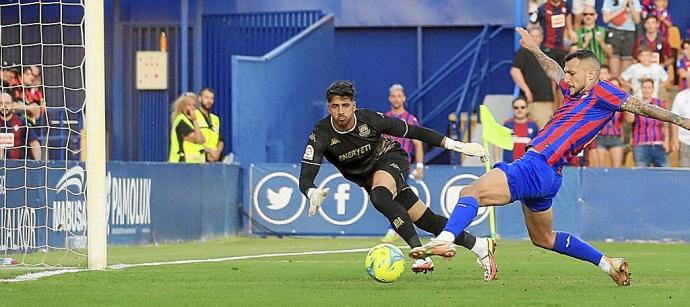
[168, 92, 205, 163]
[625, 78, 669, 167]
[621, 46, 668, 98]
[678, 40, 690, 91]
[0, 93, 40, 160]
[602, 0, 641, 77]
[632, 15, 674, 67]
[571, 5, 613, 65]
[502, 97, 539, 163]
[596, 77, 626, 168]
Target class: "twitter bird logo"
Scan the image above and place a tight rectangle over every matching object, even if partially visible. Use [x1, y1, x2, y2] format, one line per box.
[267, 187, 293, 210]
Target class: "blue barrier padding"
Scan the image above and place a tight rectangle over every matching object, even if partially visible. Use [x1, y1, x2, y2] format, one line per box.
[580, 168, 690, 241]
[0, 160, 242, 250]
[246, 163, 690, 241]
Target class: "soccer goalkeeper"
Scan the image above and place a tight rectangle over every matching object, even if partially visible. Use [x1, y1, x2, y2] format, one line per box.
[298, 80, 497, 281]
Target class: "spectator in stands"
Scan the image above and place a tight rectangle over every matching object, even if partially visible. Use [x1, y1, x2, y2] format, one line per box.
[571, 5, 613, 65]
[678, 40, 690, 91]
[11, 66, 44, 126]
[621, 46, 668, 98]
[30, 66, 42, 87]
[647, 0, 673, 39]
[0, 93, 40, 160]
[602, 0, 641, 77]
[195, 87, 224, 162]
[168, 92, 205, 163]
[502, 97, 539, 163]
[571, 0, 596, 30]
[632, 15, 674, 67]
[534, 0, 572, 67]
[384, 84, 424, 180]
[1, 63, 20, 90]
[381, 83, 426, 244]
[671, 87, 690, 167]
[510, 26, 557, 128]
[625, 78, 669, 167]
[596, 77, 626, 168]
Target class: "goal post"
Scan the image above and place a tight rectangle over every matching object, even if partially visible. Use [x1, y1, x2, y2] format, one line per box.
[84, 0, 108, 270]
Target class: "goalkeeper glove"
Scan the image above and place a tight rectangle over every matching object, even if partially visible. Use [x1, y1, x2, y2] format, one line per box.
[444, 137, 489, 162]
[307, 188, 330, 217]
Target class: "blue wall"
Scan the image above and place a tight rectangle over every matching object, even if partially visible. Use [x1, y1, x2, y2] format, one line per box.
[221, 0, 519, 27]
[231, 15, 335, 163]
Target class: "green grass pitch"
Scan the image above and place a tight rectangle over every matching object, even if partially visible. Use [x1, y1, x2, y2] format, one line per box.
[1, 237, 689, 305]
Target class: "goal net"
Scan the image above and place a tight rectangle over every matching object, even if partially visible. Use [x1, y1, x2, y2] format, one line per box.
[0, 0, 106, 269]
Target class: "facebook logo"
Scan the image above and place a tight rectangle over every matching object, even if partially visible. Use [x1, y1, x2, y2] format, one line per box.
[333, 184, 350, 215]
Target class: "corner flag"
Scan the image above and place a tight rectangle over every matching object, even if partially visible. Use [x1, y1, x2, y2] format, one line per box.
[479, 105, 514, 150]
[478, 105, 514, 240]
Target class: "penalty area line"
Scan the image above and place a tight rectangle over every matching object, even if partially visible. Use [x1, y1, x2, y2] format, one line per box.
[0, 247, 372, 283]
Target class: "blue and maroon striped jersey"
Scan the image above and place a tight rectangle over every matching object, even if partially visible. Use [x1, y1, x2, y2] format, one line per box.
[385, 110, 419, 161]
[600, 112, 624, 136]
[632, 98, 666, 145]
[529, 79, 629, 169]
[538, 1, 569, 50]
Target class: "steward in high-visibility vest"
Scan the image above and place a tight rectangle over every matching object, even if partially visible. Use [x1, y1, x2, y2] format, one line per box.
[196, 87, 225, 162]
[195, 108, 221, 155]
[169, 93, 205, 163]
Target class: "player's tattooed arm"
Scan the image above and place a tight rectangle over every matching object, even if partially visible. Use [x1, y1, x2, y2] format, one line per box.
[531, 50, 565, 83]
[516, 27, 564, 82]
[621, 95, 690, 130]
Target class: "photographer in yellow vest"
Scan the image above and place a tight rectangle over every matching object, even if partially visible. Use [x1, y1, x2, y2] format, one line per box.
[195, 87, 224, 162]
[168, 92, 205, 163]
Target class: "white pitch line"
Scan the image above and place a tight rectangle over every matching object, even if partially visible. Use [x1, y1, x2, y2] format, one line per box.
[0, 247, 371, 283]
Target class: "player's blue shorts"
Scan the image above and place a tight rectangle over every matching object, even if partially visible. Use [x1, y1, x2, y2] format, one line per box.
[493, 150, 563, 212]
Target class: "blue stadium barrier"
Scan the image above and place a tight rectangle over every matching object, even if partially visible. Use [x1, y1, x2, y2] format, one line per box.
[0, 160, 242, 251]
[231, 14, 335, 164]
[246, 163, 690, 241]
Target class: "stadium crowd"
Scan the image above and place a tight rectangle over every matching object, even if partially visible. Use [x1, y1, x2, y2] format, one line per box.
[508, 0, 690, 168]
[0, 63, 44, 160]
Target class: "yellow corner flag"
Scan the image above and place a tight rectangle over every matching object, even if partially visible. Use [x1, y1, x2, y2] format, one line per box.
[479, 105, 514, 150]
[478, 105, 514, 240]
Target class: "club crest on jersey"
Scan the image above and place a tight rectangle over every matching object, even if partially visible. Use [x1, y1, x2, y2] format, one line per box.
[358, 124, 370, 137]
[303, 145, 314, 160]
[330, 138, 340, 146]
[309, 133, 316, 141]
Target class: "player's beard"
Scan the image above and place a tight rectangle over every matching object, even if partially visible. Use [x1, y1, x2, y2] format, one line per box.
[334, 114, 354, 131]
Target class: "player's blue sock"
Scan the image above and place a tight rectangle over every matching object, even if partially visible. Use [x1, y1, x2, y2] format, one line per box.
[552, 231, 603, 265]
[442, 196, 479, 237]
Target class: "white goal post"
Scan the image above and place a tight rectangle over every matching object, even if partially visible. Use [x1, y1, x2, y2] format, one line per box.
[84, 0, 107, 270]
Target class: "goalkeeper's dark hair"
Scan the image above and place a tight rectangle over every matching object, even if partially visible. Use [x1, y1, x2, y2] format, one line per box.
[325, 80, 356, 103]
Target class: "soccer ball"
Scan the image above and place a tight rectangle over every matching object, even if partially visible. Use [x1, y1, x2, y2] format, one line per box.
[364, 243, 405, 283]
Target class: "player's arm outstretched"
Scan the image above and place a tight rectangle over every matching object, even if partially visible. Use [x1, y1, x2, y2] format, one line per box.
[515, 27, 564, 83]
[370, 110, 487, 159]
[298, 128, 330, 217]
[621, 96, 690, 130]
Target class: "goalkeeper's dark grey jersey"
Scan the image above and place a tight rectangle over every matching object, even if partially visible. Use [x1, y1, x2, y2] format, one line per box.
[299, 108, 444, 196]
